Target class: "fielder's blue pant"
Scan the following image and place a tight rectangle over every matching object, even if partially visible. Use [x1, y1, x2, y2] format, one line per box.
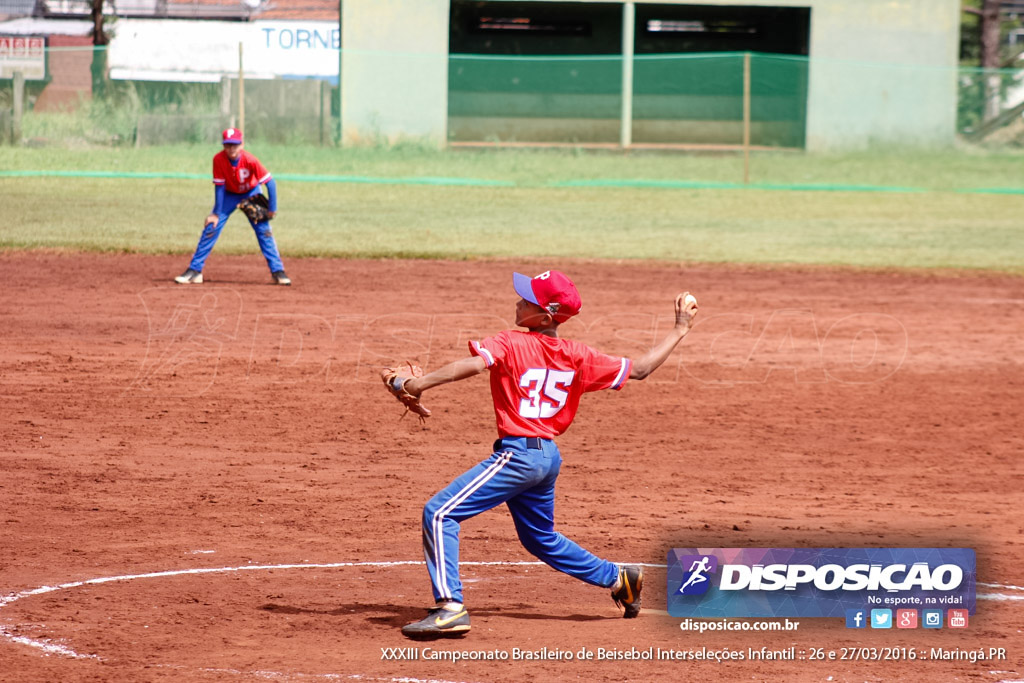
[422, 436, 619, 604]
[188, 190, 284, 273]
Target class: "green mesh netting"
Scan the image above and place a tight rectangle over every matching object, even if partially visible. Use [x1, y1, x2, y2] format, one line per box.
[3, 47, 1024, 148]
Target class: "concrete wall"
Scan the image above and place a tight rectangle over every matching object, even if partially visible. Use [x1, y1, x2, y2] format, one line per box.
[803, 0, 961, 150]
[640, 0, 962, 149]
[340, 0, 449, 146]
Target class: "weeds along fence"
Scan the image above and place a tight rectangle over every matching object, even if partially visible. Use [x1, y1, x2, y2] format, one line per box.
[2, 46, 1024, 149]
[0, 46, 337, 147]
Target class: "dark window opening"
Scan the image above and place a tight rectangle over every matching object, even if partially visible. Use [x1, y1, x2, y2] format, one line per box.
[451, 1, 620, 55]
[448, 2, 811, 148]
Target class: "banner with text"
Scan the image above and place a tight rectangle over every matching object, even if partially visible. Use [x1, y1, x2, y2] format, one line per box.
[667, 548, 976, 618]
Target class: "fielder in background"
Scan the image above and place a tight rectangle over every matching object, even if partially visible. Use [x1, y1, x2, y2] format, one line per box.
[174, 128, 291, 286]
[392, 270, 698, 638]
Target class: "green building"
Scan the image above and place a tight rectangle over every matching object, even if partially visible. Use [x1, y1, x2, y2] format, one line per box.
[340, 1, 961, 150]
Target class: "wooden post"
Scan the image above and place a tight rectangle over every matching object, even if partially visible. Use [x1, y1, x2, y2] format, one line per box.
[620, 2, 635, 149]
[220, 75, 231, 125]
[238, 42, 245, 134]
[12, 70, 24, 145]
[742, 52, 751, 185]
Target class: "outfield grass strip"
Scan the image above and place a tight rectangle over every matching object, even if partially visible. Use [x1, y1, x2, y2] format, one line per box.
[0, 170, 514, 187]
[958, 187, 1024, 195]
[274, 174, 514, 187]
[551, 179, 740, 190]
[0, 170, 207, 180]
[2, 170, 1022, 195]
[755, 182, 926, 193]
[551, 179, 930, 193]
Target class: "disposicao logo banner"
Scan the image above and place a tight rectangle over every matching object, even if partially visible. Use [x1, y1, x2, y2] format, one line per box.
[667, 548, 976, 618]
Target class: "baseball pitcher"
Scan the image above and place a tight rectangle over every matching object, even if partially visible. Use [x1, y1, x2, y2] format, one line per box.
[382, 270, 698, 638]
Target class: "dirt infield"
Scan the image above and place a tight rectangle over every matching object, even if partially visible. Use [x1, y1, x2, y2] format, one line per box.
[1, 251, 1022, 682]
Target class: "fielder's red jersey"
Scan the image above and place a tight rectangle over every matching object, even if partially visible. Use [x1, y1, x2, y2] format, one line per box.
[469, 330, 631, 439]
[212, 150, 271, 194]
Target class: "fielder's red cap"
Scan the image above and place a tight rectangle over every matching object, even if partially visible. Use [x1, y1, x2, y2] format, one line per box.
[513, 270, 582, 323]
[222, 127, 243, 144]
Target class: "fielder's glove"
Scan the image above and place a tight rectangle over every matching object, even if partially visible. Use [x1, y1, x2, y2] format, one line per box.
[238, 193, 272, 223]
[381, 362, 431, 421]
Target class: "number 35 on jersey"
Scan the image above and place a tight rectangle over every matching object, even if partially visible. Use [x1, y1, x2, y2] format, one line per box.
[518, 368, 575, 418]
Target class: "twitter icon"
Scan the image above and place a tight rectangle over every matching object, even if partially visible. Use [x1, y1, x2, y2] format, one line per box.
[871, 609, 892, 629]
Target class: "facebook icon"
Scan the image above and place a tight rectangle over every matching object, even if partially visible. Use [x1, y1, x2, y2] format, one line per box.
[845, 608, 867, 629]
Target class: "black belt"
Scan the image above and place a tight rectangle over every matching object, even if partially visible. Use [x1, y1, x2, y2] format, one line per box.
[494, 437, 546, 451]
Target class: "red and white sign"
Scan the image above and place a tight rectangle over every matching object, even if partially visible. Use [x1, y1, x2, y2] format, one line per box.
[0, 36, 46, 79]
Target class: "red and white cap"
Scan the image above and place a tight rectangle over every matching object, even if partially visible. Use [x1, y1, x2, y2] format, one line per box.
[513, 270, 582, 323]
[222, 127, 243, 144]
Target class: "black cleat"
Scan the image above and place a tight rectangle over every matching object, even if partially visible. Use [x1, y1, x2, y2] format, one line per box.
[272, 270, 291, 286]
[401, 606, 471, 639]
[611, 565, 643, 618]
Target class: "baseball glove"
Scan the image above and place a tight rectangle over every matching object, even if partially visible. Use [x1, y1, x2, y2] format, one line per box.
[381, 362, 431, 421]
[238, 193, 271, 223]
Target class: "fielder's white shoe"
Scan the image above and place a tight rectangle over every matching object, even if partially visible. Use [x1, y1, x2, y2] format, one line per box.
[174, 268, 203, 284]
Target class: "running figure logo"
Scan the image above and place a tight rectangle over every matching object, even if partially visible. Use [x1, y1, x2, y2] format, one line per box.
[677, 554, 718, 595]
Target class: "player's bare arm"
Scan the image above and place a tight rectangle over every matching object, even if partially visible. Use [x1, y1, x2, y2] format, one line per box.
[403, 355, 488, 396]
[629, 292, 698, 380]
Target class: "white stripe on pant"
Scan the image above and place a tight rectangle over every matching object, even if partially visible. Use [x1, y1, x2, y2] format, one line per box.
[430, 451, 513, 600]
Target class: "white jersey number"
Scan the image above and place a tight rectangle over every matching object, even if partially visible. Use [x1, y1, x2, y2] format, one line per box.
[518, 368, 575, 419]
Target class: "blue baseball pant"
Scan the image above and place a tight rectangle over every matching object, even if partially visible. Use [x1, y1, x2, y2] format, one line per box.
[188, 190, 284, 273]
[422, 436, 619, 604]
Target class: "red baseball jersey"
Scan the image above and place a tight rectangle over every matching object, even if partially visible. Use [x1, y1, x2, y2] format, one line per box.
[469, 330, 631, 439]
[212, 150, 271, 194]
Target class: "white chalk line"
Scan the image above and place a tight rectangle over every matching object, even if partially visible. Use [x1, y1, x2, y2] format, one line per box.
[0, 560, 544, 673]
[979, 593, 1024, 602]
[0, 560, 1020, 674]
[3, 632, 99, 660]
[979, 581, 1024, 592]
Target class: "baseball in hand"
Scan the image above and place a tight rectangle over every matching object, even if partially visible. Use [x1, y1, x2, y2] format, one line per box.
[684, 294, 697, 307]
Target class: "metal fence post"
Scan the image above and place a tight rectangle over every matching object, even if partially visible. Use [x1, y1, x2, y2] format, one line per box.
[620, 2, 635, 149]
[238, 42, 245, 133]
[220, 75, 231, 127]
[320, 79, 332, 146]
[12, 70, 24, 145]
[743, 52, 751, 184]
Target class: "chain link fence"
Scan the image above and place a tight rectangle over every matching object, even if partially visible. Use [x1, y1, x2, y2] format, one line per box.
[2, 46, 1024, 148]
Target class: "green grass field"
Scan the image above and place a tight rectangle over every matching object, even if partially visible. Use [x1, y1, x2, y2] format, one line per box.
[2, 146, 1022, 272]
